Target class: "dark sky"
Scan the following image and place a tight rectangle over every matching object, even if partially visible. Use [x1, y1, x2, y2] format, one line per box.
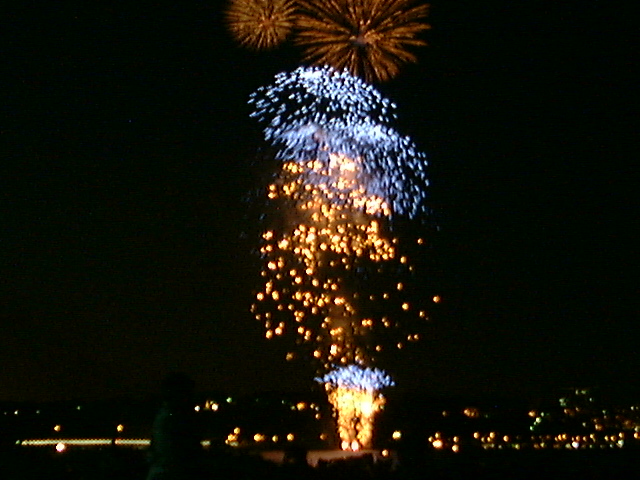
[1, 0, 634, 402]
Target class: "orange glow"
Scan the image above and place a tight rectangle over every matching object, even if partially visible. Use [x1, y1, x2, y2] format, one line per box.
[327, 385, 386, 450]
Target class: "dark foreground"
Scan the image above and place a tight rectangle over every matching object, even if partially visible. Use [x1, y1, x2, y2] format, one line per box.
[1, 446, 638, 480]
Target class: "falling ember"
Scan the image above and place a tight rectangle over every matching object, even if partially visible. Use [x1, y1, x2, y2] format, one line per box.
[253, 152, 405, 368]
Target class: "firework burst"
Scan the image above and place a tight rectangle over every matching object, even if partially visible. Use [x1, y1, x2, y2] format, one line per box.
[295, 0, 431, 82]
[225, 0, 297, 50]
[250, 66, 429, 218]
[250, 66, 430, 449]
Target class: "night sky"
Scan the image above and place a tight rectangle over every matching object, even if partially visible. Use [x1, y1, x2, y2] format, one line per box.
[2, 1, 634, 402]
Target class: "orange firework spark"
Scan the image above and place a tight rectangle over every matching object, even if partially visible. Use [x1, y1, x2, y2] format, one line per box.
[225, 0, 297, 50]
[295, 0, 430, 82]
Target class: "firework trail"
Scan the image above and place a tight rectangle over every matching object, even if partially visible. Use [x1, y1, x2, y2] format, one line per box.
[250, 66, 428, 449]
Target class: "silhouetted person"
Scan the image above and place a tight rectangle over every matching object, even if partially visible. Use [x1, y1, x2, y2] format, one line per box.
[146, 373, 205, 480]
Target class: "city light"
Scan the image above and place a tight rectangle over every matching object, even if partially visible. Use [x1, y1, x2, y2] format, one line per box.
[14, 387, 640, 457]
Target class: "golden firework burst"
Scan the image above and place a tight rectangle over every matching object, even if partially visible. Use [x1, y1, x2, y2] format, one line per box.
[295, 0, 430, 82]
[226, 0, 297, 50]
